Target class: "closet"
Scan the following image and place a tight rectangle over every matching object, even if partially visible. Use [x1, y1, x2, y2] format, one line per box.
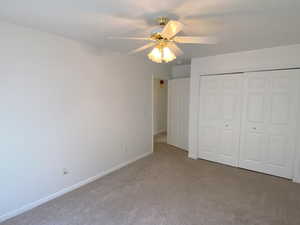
[198, 69, 300, 179]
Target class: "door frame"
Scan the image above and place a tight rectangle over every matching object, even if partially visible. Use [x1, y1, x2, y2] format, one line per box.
[294, 74, 300, 183]
[151, 75, 154, 153]
[152, 75, 169, 150]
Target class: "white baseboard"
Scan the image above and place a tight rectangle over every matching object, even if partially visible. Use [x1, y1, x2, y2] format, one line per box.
[0, 151, 153, 223]
[166, 141, 189, 152]
[293, 177, 300, 184]
[153, 129, 166, 136]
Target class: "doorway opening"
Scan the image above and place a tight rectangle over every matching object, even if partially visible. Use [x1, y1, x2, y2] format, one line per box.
[153, 78, 168, 145]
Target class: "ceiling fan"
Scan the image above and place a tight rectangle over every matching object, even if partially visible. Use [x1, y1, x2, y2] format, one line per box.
[110, 17, 217, 63]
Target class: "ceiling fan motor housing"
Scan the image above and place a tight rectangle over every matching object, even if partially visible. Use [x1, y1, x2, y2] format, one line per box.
[150, 17, 170, 41]
[150, 32, 164, 41]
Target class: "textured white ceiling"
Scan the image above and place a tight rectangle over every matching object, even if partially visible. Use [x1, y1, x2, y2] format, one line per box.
[1, 0, 300, 60]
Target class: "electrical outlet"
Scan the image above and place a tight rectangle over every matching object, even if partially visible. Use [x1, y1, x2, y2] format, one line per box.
[62, 168, 69, 175]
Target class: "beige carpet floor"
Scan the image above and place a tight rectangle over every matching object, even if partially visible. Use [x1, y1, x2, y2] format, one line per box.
[2, 137, 300, 225]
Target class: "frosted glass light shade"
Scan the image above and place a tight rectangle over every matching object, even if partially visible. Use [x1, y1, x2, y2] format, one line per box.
[148, 47, 162, 63]
[148, 45, 176, 63]
[162, 47, 176, 63]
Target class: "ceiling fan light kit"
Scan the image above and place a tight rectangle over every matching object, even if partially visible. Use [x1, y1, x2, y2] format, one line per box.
[111, 17, 217, 63]
[148, 42, 176, 63]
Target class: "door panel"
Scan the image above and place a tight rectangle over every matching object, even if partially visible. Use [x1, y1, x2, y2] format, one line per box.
[220, 130, 235, 157]
[199, 125, 219, 160]
[223, 93, 237, 120]
[167, 78, 190, 150]
[198, 77, 220, 162]
[239, 70, 299, 179]
[198, 74, 242, 166]
[203, 93, 220, 120]
[200, 126, 218, 148]
[270, 93, 289, 124]
[267, 135, 287, 166]
[247, 93, 265, 122]
[244, 132, 264, 162]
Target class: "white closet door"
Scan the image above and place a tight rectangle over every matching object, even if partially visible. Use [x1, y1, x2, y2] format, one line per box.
[239, 70, 299, 178]
[198, 74, 242, 166]
[167, 78, 190, 150]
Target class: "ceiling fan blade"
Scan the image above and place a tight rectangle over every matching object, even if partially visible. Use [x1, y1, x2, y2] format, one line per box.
[109, 37, 151, 41]
[129, 42, 156, 54]
[184, 9, 259, 20]
[161, 20, 183, 39]
[168, 42, 183, 56]
[173, 36, 217, 44]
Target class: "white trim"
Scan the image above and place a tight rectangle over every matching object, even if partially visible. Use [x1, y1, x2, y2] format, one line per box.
[169, 76, 190, 80]
[167, 79, 171, 146]
[191, 44, 300, 77]
[0, 151, 153, 223]
[154, 129, 166, 136]
[168, 143, 189, 152]
[152, 75, 154, 153]
[188, 74, 200, 159]
[294, 176, 300, 184]
[293, 75, 300, 184]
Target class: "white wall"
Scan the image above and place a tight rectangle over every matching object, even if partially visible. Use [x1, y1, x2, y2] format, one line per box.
[0, 21, 170, 221]
[167, 78, 190, 151]
[188, 44, 300, 183]
[171, 64, 191, 78]
[153, 79, 168, 135]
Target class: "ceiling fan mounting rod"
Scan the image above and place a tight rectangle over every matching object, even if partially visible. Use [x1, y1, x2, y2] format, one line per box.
[157, 16, 169, 26]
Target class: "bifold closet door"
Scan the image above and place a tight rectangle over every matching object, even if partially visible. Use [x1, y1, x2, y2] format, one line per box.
[239, 70, 299, 179]
[198, 74, 242, 167]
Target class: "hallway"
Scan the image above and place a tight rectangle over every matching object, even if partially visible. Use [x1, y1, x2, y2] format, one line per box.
[154, 132, 167, 144]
